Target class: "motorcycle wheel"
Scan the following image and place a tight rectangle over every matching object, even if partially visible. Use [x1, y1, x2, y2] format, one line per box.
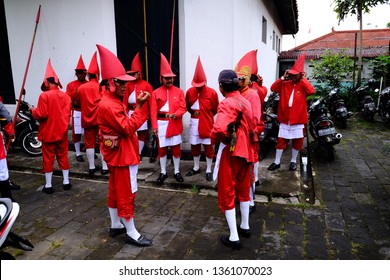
[0, 251, 16, 260]
[325, 143, 335, 162]
[20, 129, 42, 157]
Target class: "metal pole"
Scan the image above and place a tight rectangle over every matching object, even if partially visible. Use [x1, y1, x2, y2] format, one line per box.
[169, 0, 176, 66]
[143, 0, 149, 82]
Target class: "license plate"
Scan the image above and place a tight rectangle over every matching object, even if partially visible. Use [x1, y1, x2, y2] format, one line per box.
[318, 127, 335, 136]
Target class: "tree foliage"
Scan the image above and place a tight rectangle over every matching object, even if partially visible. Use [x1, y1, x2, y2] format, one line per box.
[369, 55, 390, 87]
[333, 0, 390, 22]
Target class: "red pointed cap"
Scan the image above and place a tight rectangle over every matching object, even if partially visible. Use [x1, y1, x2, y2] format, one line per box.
[235, 50, 257, 78]
[191, 56, 207, 87]
[127, 52, 142, 74]
[75, 55, 87, 71]
[96, 44, 135, 81]
[251, 49, 258, 74]
[288, 52, 306, 75]
[160, 53, 176, 77]
[87, 51, 100, 77]
[41, 58, 62, 90]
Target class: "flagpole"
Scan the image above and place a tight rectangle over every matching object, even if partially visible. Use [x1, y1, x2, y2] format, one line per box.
[169, 0, 176, 66]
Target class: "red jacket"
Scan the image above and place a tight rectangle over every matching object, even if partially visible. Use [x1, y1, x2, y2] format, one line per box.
[97, 90, 147, 167]
[123, 79, 153, 117]
[271, 77, 315, 125]
[66, 79, 86, 110]
[150, 85, 186, 138]
[0, 102, 14, 159]
[211, 90, 255, 163]
[78, 79, 102, 128]
[241, 86, 264, 134]
[31, 86, 71, 143]
[185, 86, 219, 138]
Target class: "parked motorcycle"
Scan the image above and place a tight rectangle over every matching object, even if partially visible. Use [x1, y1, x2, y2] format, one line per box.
[377, 86, 390, 123]
[327, 88, 349, 128]
[308, 94, 342, 161]
[12, 99, 42, 157]
[354, 79, 377, 121]
[0, 198, 34, 259]
[259, 92, 280, 159]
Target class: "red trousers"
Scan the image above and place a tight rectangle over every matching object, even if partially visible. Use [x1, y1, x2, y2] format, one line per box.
[217, 149, 251, 212]
[158, 143, 181, 158]
[137, 130, 148, 142]
[107, 165, 136, 220]
[42, 134, 69, 172]
[190, 144, 214, 158]
[83, 126, 99, 149]
[275, 137, 304, 150]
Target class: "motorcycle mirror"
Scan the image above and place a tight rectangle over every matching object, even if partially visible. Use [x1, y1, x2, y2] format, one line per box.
[375, 89, 379, 93]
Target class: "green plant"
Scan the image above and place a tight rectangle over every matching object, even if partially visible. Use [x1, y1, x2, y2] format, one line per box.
[191, 184, 200, 194]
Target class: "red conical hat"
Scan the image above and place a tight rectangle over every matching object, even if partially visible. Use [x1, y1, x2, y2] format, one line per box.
[160, 53, 176, 77]
[75, 55, 87, 71]
[41, 58, 62, 90]
[191, 56, 207, 87]
[235, 50, 257, 78]
[87, 51, 100, 78]
[288, 52, 306, 75]
[96, 44, 134, 81]
[251, 49, 258, 75]
[127, 52, 142, 76]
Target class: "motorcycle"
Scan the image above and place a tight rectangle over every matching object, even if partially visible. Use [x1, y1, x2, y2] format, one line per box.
[377, 86, 390, 123]
[12, 99, 42, 157]
[354, 79, 377, 121]
[308, 93, 342, 161]
[327, 88, 349, 128]
[259, 92, 280, 159]
[0, 198, 34, 260]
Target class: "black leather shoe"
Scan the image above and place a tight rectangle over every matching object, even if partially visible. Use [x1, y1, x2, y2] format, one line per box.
[289, 162, 297, 171]
[237, 226, 251, 238]
[157, 173, 168, 185]
[63, 183, 72, 191]
[94, 154, 98, 159]
[9, 181, 21, 190]
[220, 235, 241, 250]
[206, 172, 213, 181]
[125, 234, 153, 247]
[249, 205, 256, 215]
[76, 155, 85, 162]
[268, 163, 281, 171]
[109, 227, 126, 237]
[186, 168, 201, 176]
[173, 173, 184, 182]
[101, 169, 110, 175]
[42, 187, 53, 194]
[89, 168, 96, 176]
[255, 180, 260, 186]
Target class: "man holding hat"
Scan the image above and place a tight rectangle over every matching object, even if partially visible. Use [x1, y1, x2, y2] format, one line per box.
[96, 44, 152, 247]
[31, 59, 72, 194]
[211, 69, 255, 250]
[185, 56, 219, 181]
[150, 53, 186, 185]
[66, 55, 88, 162]
[268, 52, 315, 171]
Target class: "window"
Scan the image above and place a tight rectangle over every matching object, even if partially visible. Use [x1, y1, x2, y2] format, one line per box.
[262, 16, 267, 44]
[272, 30, 275, 50]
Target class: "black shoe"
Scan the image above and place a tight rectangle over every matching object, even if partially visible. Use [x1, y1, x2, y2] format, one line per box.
[76, 155, 85, 162]
[9, 181, 21, 190]
[249, 205, 256, 215]
[109, 227, 126, 237]
[186, 168, 201, 176]
[94, 154, 98, 159]
[237, 226, 251, 238]
[101, 169, 110, 175]
[89, 168, 96, 176]
[42, 187, 53, 194]
[289, 162, 297, 171]
[63, 183, 72, 191]
[255, 180, 260, 186]
[220, 235, 241, 250]
[173, 173, 184, 182]
[206, 172, 213, 181]
[268, 163, 280, 171]
[157, 173, 168, 185]
[125, 234, 153, 247]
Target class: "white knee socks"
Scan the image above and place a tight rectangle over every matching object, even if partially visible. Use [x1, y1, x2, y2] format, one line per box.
[225, 208, 239, 241]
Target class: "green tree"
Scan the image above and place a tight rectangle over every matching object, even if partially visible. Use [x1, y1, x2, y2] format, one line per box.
[369, 55, 390, 87]
[332, 0, 390, 87]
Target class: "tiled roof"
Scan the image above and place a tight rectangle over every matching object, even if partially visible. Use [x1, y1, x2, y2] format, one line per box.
[280, 28, 390, 60]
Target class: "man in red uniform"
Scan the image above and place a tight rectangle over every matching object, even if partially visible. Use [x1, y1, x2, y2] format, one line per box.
[0, 101, 16, 201]
[124, 52, 153, 159]
[66, 55, 88, 162]
[96, 44, 152, 247]
[268, 52, 315, 171]
[78, 52, 109, 176]
[185, 56, 219, 181]
[31, 59, 72, 194]
[235, 50, 263, 214]
[150, 53, 186, 185]
[211, 69, 255, 250]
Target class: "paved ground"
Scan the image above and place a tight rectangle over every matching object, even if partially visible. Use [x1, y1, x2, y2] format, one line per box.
[3, 114, 390, 260]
